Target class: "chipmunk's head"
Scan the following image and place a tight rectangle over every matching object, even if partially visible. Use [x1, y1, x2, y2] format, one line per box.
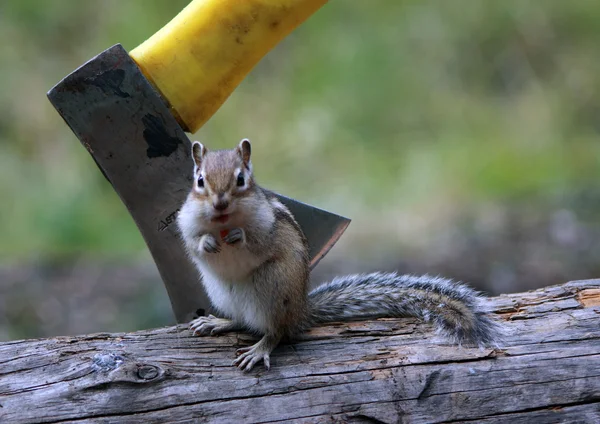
[189, 138, 255, 225]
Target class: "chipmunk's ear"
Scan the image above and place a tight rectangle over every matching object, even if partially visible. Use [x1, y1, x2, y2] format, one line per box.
[237, 139, 252, 169]
[191, 141, 206, 168]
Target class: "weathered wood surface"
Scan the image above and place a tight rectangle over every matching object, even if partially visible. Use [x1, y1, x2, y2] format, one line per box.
[1, 280, 599, 424]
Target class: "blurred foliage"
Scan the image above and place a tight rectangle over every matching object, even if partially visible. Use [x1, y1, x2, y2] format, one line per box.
[1, 1, 600, 339]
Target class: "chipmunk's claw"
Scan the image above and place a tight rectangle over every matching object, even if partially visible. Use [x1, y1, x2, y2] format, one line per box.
[200, 234, 220, 253]
[223, 227, 244, 245]
[234, 343, 271, 371]
[190, 315, 234, 336]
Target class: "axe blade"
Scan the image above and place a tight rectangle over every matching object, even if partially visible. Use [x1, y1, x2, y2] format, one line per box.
[275, 194, 350, 269]
[47, 44, 350, 323]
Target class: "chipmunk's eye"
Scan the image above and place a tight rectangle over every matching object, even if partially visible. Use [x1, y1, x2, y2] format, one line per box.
[236, 172, 245, 187]
[197, 175, 204, 188]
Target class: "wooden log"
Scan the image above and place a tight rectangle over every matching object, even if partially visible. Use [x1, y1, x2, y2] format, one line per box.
[1, 280, 599, 423]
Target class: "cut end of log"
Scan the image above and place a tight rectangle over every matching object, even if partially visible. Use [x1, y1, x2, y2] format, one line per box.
[577, 288, 600, 307]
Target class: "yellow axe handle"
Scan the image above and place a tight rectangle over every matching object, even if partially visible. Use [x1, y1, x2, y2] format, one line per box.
[130, 0, 328, 133]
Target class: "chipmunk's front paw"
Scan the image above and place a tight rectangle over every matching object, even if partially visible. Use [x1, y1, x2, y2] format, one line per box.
[200, 234, 220, 253]
[223, 228, 244, 245]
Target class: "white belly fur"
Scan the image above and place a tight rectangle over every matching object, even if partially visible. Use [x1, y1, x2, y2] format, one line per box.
[193, 243, 269, 333]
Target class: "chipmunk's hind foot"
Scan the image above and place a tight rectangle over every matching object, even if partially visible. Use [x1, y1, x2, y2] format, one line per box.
[190, 315, 238, 336]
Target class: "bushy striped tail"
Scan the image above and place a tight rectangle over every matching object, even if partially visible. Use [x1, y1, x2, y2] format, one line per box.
[307, 272, 503, 347]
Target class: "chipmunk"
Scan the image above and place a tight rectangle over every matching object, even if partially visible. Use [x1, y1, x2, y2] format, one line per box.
[177, 139, 502, 372]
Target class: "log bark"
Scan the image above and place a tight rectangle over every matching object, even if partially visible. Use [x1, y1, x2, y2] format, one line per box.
[1, 280, 599, 423]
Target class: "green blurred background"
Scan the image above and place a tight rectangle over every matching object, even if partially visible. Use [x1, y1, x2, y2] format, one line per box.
[1, 0, 600, 341]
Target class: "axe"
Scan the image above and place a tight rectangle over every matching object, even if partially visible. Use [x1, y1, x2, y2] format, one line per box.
[47, 0, 350, 324]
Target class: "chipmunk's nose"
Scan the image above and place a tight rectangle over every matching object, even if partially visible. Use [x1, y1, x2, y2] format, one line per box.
[213, 194, 229, 211]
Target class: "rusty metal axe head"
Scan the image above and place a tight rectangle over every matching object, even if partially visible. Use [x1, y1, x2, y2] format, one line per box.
[46, 0, 350, 324]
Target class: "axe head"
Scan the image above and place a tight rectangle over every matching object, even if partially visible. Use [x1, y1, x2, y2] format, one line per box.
[47, 44, 350, 323]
